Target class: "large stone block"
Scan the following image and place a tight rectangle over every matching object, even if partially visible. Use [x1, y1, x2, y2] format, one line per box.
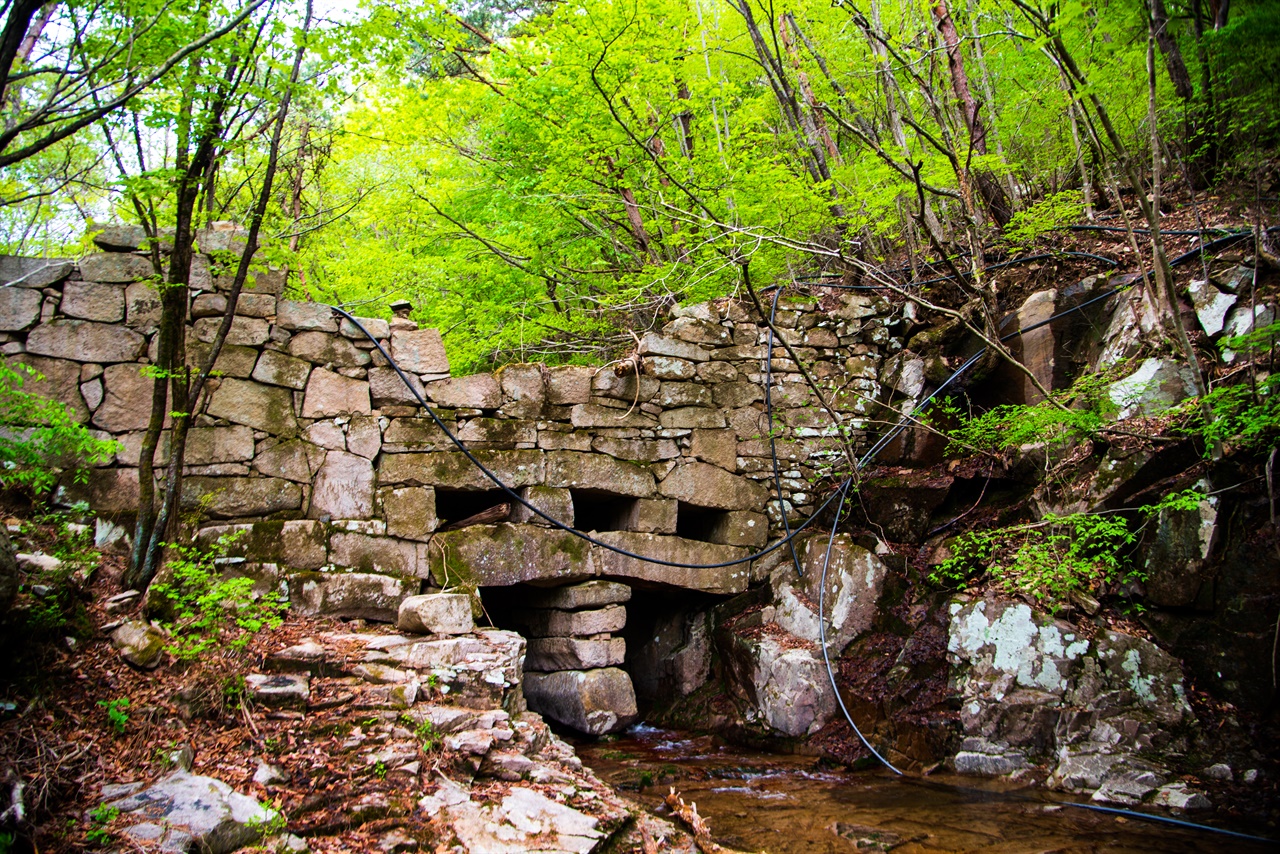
[619, 498, 677, 534]
[186, 425, 255, 465]
[658, 381, 713, 408]
[253, 438, 324, 482]
[665, 315, 731, 345]
[381, 486, 438, 541]
[659, 407, 726, 429]
[252, 349, 311, 389]
[65, 467, 140, 513]
[497, 363, 544, 417]
[658, 461, 768, 510]
[569, 403, 657, 429]
[590, 531, 749, 594]
[425, 373, 499, 409]
[591, 370, 658, 404]
[525, 580, 631, 610]
[725, 634, 833, 737]
[180, 476, 302, 518]
[61, 281, 125, 322]
[8, 354, 89, 422]
[93, 363, 155, 432]
[288, 331, 369, 367]
[0, 256, 72, 289]
[310, 450, 375, 519]
[206, 378, 297, 436]
[0, 286, 42, 330]
[277, 299, 338, 332]
[703, 510, 768, 548]
[329, 532, 421, 576]
[378, 450, 543, 490]
[390, 328, 449, 375]
[590, 436, 679, 463]
[525, 637, 625, 671]
[690, 428, 736, 471]
[427, 524, 593, 589]
[518, 604, 626, 637]
[347, 415, 381, 460]
[523, 668, 638, 735]
[301, 369, 370, 418]
[339, 315, 389, 340]
[381, 417, 455, 452]
[26, 319, 146, 363]
[369, 366, 426, 406]
[457, 417, 535, 447]
[198, 519, 328, 570]
[644, 356, 696, 380]
[398, 593, 473, 635]
[193, 316, 270, 346]
[290, 570, 418, 622]
[545, 365, 593, 404]
[78, 252, 153, 282]
[104, 770, 279, 854]
[637, 332, 709, 362]
[508, 485, 573, 527]
[124, 281, 161, 328]
[545, 450, 655, 498]
[188, 342, 258, 378]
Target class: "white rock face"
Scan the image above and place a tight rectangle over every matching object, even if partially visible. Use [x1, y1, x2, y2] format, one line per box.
[1106, 357, 1196, 419]
[1186, 279, 1237, 336]
[105, 770, 279, 854]
[419, 778, 602, 854]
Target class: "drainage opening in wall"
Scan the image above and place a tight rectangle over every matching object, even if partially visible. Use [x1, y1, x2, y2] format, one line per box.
[620, 587, 721, 714]
[675, 502, 732, 543]
[434, 488, 511, 528]
[570, 490, 637, 533]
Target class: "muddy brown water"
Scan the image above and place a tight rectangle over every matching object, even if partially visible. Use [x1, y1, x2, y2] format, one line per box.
[573, 726, 1274, 854]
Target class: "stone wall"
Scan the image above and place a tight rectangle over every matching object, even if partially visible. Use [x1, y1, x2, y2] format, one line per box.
[0, 227, 915, 605]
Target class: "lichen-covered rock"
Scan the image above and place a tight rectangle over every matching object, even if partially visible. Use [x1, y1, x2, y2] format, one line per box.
[725, 632, 833, 737]
[658, 461, 768, 511]
[93, 363, 155, 432]
[105, 770, 279, 854]
[426, 372, 500, 409]
[1187, 279, 1237, 337]
[0, 286, 43, 330]
[180, 476, 302, 518]
[390, 328, 449, 376]
[252, 349, 312, 389]
[310, 450, 375, 519]
[110, 619, 166, 669]
[381, 486, 438, 541]
[1107, 358, 1196, 419]
[26, 319, 146, 363]
[206, 378, 298, 436]
[289, 330, 370, 368]
[545, 450, 655, 497]
[517, 604, 626, 638]
[380, 450, 544, 490]
[246, 673, 309, 710]
[525, 637, 626, 671]
[78, 252, 153, 283]
[277, 299, 338, 332]
[290, 570, 419, 622]
[301, 369, 370, 418]
[523, 668, 638, 735]
[7, 354, 90, 422]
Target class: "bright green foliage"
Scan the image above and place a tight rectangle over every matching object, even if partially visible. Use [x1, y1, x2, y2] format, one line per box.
[1003, 191, 1085, 253]
[403, 713, 442, 751]
[85, 805, 119, 845]
[15, 508, 97, 643]
[98, 697, 130, 734]
[150, 534, 286, 661]
[1174, 320, 1280, 455]
[0, 363, 118, 495]
[932, 511, 1139, 614]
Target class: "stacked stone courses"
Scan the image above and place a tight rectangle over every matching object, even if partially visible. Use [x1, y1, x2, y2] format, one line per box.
[0, 226, 919, 611]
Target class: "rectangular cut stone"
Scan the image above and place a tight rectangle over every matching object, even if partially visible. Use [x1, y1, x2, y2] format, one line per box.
[519, 604, 626, 638]
[277, 299, 338, 332]
[427, 524, 593, 589]
[426, 373, 500, 409]
[457, 417, 536, 447]
[545, 365, 593, 405]
[509, 486, 573, 527]
[398, 593, 473, 635]
[659, 407, 727, 429]
[525, 637, 625, 671]
[545, 450, 655, 497]
[370, 366, 426, 406]
[538, 431, 593, 452]
[60, 281, 125, 322]
[690, 428, 736, 471]
[206, 378, 298, 436]
[340, 315, 390, 339]
[179, 476, 302, 518]
[523, 668, 637, 735]
[188, 342, 258, 378]
[382, 417, 455, 451]
[381, 486, 439, 541]
[378, 450, 543, 490]
[7, 354, 89, 422]
[236, 292, 277, 317]
[78, 253, 153, 282]
[198, 519, 328, 570]
[252, 349, 312, 389]
[704, 510, 768, 548]
[658, 381, 712, 408]
[569, 403, 657, 429]
[329, 532, 422, 577]
[590, 532, 749, 594]
[638, 332, 709, 362]
[525, 580, 631, 610]
[658, 461, 768, 510]
[290, 570, 419, 622]
[185, 425, 255, 464]
[0, 286, 42, 330]
[0, 256, 73, 288]
[125, 281, 161, 328]
[619, 499, 677, 534]
[592, 436, 678, 463]
[390, 328, 449, 375]
[301, 369, 371, 418]
[26, 319, 146, 362]
[193, 315, 270, 346]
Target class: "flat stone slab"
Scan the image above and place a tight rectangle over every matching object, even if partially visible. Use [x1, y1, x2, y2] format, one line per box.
[523, 667, 637, 735]
[246, 673, 310, 710]
[105, 770, 279, 854]
[526, 637, 625, 672]
[519, 604, 626, 638]
[420, 778, 601, 854]
[525, 580, 632, 610]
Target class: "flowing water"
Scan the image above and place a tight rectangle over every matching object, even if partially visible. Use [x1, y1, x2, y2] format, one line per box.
[573, 725, 1273, 854]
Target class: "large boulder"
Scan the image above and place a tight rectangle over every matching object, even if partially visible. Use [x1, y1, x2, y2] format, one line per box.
[1107, 358, 1197, 419]
[523, 668, 638, 735]
[725, 632, 834, 737]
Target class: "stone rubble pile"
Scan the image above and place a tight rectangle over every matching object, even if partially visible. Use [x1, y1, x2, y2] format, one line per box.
[518, 581, 638, 736]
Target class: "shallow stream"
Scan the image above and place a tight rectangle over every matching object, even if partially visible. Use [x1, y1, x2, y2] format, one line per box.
[573, 725, 1272, 854]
